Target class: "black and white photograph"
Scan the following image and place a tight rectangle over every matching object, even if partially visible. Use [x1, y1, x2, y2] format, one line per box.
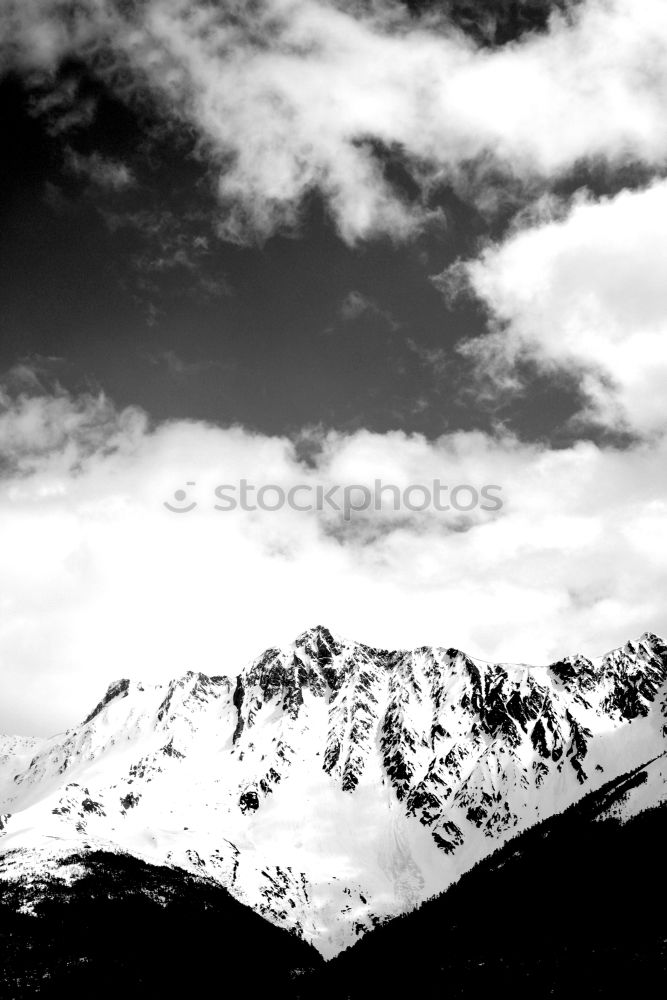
[1, 1, 667, 996]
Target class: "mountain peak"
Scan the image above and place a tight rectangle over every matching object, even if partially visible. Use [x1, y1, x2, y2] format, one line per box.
[294, 624, 340, 646]
[82, 678, 131, 725]
[638, 630, 665, 647]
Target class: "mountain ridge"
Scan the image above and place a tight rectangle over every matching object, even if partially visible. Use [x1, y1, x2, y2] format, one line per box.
[307, 749, 667, 996]
[2, 626, 667, 958]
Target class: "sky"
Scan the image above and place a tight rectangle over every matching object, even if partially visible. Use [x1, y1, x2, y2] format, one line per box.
[2, 0, 667, 734]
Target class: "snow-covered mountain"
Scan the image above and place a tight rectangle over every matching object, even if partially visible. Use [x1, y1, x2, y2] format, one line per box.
[314, 751, 667, 999]
[2, 626, 667, 958]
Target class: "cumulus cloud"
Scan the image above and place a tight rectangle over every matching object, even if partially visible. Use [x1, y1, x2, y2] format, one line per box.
[0, 384, 146, 476]
[4, 0, 667, 242]
[2, 384, 667, 735]
[443, 179, 667, 436]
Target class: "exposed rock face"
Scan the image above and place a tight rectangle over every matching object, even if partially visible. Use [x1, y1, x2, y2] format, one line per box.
[1, 627, 667, 958]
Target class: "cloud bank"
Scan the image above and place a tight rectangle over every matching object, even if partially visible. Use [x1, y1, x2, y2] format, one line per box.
[445, 180, 667, 437]
[2, 384, 667, 735]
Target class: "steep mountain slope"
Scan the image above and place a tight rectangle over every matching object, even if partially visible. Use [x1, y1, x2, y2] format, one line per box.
[1, 626, 666, 958]
[309, 753, 667, 997]
[0, 737, 43, 812]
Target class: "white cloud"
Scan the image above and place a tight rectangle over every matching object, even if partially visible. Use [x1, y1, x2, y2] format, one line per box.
[0, 387, 146, 474]
[5, 1, 667, 241]
[448, 179, 667, 436]
[2, 387, 667, 736]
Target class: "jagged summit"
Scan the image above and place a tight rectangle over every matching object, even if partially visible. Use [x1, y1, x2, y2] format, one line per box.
[77, 627, 667, 731]
[294, 624, 340, 646]
[2, 627, 667, 958]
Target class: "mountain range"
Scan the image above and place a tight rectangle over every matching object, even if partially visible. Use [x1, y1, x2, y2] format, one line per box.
[2, 625, 667, 994]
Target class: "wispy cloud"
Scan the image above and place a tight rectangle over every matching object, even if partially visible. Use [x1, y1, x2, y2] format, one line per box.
[144, 350, 231, 379]
[337, 290, 399, 329]
[102, 208, 230, 319]
[26, 75, 97, 136]
[406, 338, 449, 378]
[5, 1, 667, 243]
[64, 148, 135, 190]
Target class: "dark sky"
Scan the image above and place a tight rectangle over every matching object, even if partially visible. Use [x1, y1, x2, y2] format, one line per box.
[0, 0, 634, 446]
